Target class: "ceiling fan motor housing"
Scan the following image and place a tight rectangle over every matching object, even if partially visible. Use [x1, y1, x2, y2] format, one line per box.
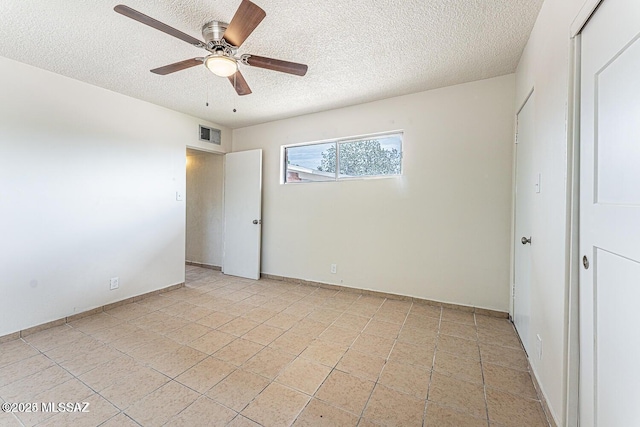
[202, 21, 229, 44]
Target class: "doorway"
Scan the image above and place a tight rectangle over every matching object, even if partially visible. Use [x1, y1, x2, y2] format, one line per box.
[185, 148, 224, 271]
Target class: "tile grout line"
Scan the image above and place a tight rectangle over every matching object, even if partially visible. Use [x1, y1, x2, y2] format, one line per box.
[244, 287, 385, 425]
[63, 288, 237, 425]
[2, 268, 525, 427]
[356, 298, 415, 425]
[335, 297, 388, 425]
[476, 312, 493, 427]
[422, 305, 442, 426]
[183, 279, 359, 426]
[120, 276, 264, 425]
[22, 288, 254, 425]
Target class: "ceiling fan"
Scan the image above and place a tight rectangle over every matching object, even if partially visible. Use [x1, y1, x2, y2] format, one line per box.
[114, 0, 308, 96]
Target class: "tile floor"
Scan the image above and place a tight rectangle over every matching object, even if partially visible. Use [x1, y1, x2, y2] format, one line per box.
[0, 266, 550, 426]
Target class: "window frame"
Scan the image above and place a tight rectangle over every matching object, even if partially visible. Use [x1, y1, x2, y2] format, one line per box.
[281, 130, 404, 184]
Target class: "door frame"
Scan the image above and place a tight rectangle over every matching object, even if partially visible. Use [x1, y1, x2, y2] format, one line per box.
[565, 33, 581, 427]
[566, 1, 605, 426]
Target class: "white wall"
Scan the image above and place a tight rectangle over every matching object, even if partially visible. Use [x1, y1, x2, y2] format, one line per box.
[186, 152, 224, 267]
[0, 56, 231, 336]
[233, 75, 515, 312]
[514, 0, 585, 424]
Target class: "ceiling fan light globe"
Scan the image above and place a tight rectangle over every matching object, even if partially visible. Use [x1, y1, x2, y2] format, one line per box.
[205, 55, 238, 77]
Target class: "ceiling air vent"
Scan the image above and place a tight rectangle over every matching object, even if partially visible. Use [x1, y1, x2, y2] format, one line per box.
[199, 125, 221, 145]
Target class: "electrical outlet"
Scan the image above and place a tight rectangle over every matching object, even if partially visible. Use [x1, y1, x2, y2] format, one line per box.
[110, 277, 119, 290]
[536, 334, 543, 360]
[330, 264, 337, 274]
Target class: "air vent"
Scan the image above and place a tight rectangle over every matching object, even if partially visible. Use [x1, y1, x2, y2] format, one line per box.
[199, 125, 221, 145]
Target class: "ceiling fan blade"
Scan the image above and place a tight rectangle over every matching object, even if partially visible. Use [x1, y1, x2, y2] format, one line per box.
[222, 0, 266, 47]
[151, 58, 204, 75]
[114, 5, 204, 47]
[245, 55, 308, 76]
[228, 70, 252, 96]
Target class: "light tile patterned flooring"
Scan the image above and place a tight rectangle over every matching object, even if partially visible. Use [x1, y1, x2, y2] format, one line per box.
[0, 266, 550, 426]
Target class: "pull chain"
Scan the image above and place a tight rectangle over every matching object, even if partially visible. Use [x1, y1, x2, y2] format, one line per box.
[205, 67, 210, 107]
[233, 72, 237, 113]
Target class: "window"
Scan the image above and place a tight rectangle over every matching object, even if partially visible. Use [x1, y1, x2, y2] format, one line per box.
[284, 132, 403, 183]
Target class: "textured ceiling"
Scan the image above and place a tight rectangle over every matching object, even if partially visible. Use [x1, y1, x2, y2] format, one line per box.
[0, 0, 543, 129]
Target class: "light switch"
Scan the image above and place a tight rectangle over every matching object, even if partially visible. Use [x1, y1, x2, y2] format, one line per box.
[176, 191, 184, 201]
[535, 173, 541, 193]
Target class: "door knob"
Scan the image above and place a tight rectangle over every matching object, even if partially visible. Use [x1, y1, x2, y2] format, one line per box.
[252, 219, 261, 225]
[521, 237, 531, 245]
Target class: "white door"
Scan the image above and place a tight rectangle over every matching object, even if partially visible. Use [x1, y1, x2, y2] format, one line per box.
[579, 0, 640, 425]
[513, 93, 535, 356]
[223, 149, 262, 280]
